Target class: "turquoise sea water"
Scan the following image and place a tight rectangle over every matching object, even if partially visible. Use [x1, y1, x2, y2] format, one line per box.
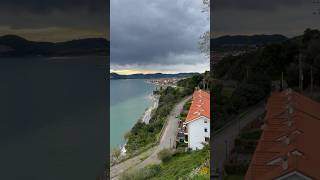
[110, 79, 155, 150]
[0, 57, 107, 180]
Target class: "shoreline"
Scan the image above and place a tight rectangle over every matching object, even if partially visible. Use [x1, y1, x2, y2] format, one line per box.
[118, 93, 159, 157]
[141, 94, 160, 124]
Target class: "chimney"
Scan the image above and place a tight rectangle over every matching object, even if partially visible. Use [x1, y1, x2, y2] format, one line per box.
[287, 105, 294, 115]
[286, 88, 292, 95]
[285, 136, 290, 145]
[282, 157, 288, 170]
[288, 120, 292, 127]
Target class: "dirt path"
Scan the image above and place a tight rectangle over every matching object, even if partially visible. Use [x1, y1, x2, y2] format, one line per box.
[110, 96, 192, 179]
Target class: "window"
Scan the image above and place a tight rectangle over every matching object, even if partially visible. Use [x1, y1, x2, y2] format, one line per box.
[204, 120, 207, 123]
[205, 137, 209, 142]
[204, 128, 207, 132]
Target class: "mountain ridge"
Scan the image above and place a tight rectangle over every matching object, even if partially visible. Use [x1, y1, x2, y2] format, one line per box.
[0, 35, 109, 56]
[110, 72, 199, 79]
[211, 34, 288, 48]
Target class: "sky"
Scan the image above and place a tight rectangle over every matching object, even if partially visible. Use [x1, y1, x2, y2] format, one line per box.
[110, 0, 209, 75]
[213, 0, 320, 38]
[0, 0, 109, 42]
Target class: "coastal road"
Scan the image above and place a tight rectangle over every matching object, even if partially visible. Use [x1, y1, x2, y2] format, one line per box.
[110, 96, 192, 179]
[212, 103, 265, 178]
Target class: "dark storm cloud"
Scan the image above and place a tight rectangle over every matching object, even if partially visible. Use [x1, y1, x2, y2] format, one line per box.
[212, 0, 320, 37]
[0, 0, 108, 14]
[111, 0, 208, 66]
[0, 0, 109, 39]
[213, 0, 303, 11]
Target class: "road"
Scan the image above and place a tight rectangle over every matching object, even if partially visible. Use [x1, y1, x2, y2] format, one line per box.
[211, 103, 265, 178]
[110, 96, 192, 179]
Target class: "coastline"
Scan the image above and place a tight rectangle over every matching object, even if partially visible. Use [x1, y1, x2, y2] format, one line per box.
[142, 94, 160, 124]
[119, 93, 159, 156]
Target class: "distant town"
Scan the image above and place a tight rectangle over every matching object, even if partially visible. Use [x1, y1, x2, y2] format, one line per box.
[147, 77, 185, 88]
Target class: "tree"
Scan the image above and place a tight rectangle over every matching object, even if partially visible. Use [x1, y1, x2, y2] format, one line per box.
[199, 0, 210, 57]
[111, 147, 121, 162]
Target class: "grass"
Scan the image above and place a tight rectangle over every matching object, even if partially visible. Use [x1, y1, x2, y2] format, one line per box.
[139, 152, 150, 161]
[119, 146, 210, 180]
[150, 148, 209, 180]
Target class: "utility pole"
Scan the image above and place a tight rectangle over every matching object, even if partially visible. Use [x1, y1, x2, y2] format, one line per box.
[281, 72, 284, 91]
[224, 140, 228, 160]
[299, 53, 303, 92]
[311, 66, 314, 97]
[246, 66, 249, 80]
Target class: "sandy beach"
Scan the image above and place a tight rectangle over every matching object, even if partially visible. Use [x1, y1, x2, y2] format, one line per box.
[142, 94, 160, 124]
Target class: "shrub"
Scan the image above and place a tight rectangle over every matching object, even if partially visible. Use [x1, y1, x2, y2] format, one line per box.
[119, 164, 161, 180]
[240, 129, 262, 140]
[157, 149, 174, 163]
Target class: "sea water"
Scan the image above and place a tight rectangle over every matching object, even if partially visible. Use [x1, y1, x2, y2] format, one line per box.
[0, 56, 107, 180]
[110, 79, 155, 150]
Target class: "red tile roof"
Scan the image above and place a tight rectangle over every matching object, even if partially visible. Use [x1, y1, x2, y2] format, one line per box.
[245, 89, 320, 180]
[185, 90, 210, 123]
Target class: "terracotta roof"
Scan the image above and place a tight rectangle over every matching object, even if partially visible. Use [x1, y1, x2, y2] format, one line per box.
[185, 90, 210, 123]
[245, 89, 320, 180]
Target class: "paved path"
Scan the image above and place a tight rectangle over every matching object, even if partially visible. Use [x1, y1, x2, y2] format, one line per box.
[211, 103, 265, 179]
[110, 96, 192, 179]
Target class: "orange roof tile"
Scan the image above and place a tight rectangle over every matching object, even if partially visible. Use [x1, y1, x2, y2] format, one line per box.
[245, 89, 320, 179]
[185, 90, 210, 123]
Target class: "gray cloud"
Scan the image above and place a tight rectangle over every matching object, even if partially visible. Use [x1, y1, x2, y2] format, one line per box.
[111, 0, 209, 68]
[0, 0, 108, 14]
[213, 0, 303, 11]
[0, 0, 109, 40]
[212, 0, 320, 37]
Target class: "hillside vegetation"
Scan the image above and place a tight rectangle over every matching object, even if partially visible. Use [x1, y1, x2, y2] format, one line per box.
[0, 35, 109, 56]
[212, 29, 320, 130]
[125, 74, 206, 154]
[120, 146, 210, 180]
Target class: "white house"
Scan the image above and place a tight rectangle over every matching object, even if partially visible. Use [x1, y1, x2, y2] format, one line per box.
[183, 90, 210, 150]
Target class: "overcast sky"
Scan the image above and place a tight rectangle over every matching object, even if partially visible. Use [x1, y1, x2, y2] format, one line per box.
[213, 0, 320, 38]
[0, 0, 109, 42]
[110, 0, 209, 74]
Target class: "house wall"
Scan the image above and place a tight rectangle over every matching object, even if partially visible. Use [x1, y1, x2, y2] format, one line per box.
[187, 116, 210, 150]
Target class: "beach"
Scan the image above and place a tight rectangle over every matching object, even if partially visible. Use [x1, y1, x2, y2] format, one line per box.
[141, 94, 160, 124]
[119, 93, 159, 156]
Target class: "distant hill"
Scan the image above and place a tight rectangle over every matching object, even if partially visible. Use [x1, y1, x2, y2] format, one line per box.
[0, 35, 109, 56]
[110, 72, 199, 79]
[211, 34, 288, 48]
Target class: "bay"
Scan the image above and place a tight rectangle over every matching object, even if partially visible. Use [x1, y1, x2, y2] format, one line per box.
[110, 79, 155, 150]
[0, 56, 108, 180]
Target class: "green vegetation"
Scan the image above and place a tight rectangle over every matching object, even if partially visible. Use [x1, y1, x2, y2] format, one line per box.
[213, 29, 320, 131]
[119, 164, 161, 180]
[151, 147, 209, 180]
[177, 99, 192, 121]
[111, 147, 121, 164]
[157, 149, 174, 163]
[223, 125, 262, 179]
[120, 147, 209, 180]
[125, 74, 205, 154]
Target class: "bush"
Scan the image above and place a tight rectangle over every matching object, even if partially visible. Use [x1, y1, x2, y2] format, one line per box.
[234, 138, 258, 153]
[119, 164, 161, 180]
[240, 129, 262, 140]
[157, 149, 174, 163]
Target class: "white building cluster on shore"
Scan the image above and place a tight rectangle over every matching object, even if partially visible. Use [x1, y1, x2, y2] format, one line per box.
[148, 78, 184, 88]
